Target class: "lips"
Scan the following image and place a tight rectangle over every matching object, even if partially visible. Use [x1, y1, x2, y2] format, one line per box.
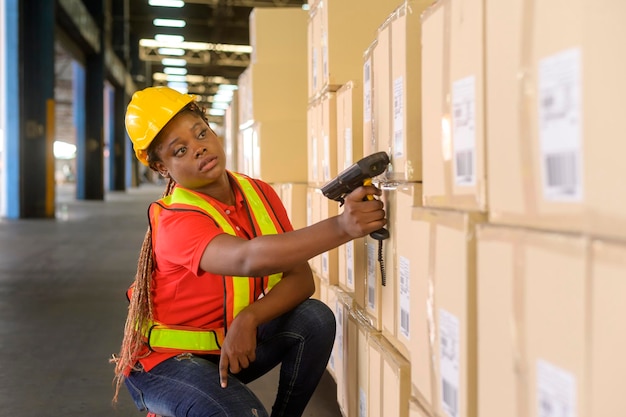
[198, 155, 218, 172]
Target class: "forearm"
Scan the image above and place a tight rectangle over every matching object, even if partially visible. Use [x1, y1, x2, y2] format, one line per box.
[243, 217, 350, 276]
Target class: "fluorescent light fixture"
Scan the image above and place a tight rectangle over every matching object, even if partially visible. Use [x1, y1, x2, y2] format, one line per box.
[163, 67, 187, 75]
[212, 102, 229, 110]
[141, 38, 251, 53]
[149, 0, 184, 7]
[153, 18, 186, 28]
[167, 82, 188, 93]
[155, 34, 185, 44]
[158, 47, 185, 56]
[53, 141, 77, 159]
[218, 84, 238, 91]
[161, 58, 186, 66]
[213, 92, 233, 102]
[209, 108, 226, 116]
[165, 74, 187, 83]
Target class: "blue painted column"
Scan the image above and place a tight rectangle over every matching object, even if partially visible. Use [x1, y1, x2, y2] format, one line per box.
[2, 0, 20, 218]
[112, 86, 128, 191]
[79, 0, 105, 200]
[20, 0, 56, 217]
[73, 62, 87, 198]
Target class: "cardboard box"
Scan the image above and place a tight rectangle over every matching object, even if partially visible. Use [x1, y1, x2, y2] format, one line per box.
[307, 98, 322, 185]
[476, 225, 588, 417]
[590, 239, 626, 417]
[409, 207, 486, 417]
[388, 1, 431, 182]
[249, 7, 308, 65]
[336, 81, 364, 173]
[338, 235, 367, 309]
[319, 195, 339, 285]
[306, 187, 322, 275]
[363, 41, 376, 157]
[357, 313, 378, 417]
[238, 120, 307, 183]
[309, 0, 398, 98]
[409, 398, 432, 417]
[388, 183, 423, 359]
[326, 284, 339, 381]
[307, 6, 322, 99]
[320, 91, 338, 183]
[486, 0, 626, 240]
[372, 20, 391, 157]
[421, 0, 486, 211]
[336, 291, 358, 417]
[276, 183, 308, 231]
[368, 333, 411, 417]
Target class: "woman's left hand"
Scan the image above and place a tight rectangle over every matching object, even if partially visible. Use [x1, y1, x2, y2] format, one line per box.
[218, 311, 258, 388]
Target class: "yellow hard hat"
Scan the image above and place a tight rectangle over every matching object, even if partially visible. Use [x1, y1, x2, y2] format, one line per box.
[125, 86, 196, 166]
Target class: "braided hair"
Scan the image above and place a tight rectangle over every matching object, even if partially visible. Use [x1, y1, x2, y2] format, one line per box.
[111, 103, 208, 402]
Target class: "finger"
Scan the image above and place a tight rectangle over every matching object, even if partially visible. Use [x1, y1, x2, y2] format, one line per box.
[219, 354, 229, 388]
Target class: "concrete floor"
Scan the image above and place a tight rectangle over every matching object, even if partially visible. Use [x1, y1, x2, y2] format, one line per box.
[0, 183, 341, 417]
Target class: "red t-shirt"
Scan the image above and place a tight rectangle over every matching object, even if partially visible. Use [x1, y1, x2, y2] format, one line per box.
[138, 173, 293, 372]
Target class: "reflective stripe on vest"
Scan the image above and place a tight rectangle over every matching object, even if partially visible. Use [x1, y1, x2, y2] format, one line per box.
[146, 324, 225, 354]
[144, 173, 283, 353]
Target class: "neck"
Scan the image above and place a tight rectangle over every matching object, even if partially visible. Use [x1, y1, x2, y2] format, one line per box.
[192, 171, 236, 205]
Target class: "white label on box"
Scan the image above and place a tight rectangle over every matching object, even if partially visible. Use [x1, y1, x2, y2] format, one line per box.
[452, 76, 477, 186]
[439, 308, 460, 417]
[364, 59, 372, 123]
[346, 241, 355, 290]
[367, 243, 376, 310]
[359, 387, 367, 417]
[536, 359, 577, 417]
[323, 134, 330, 181]
[322, 251, 329, 275]
[393, 76, 405, 158]
[344, 127, 353, 170]
[399, 256, 410, 338]
[538, 48, 583, 202]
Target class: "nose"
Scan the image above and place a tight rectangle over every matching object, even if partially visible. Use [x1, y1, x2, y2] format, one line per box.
[195, 147, 207, 158]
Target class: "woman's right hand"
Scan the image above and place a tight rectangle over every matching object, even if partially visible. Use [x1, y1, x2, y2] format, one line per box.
[337, 185, 387, 239]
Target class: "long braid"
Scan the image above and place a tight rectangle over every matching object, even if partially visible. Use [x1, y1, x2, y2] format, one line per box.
[111, 177, 177, 402]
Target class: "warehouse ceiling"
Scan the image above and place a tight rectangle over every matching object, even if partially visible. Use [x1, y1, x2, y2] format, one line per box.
[127, 0, 307, 117]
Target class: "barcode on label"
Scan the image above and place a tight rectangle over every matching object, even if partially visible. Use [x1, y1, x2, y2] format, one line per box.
[442, 379, 458, 417]
[544, 152, 579, 196]
[455, 149, 475, 184]
[400, 309, 409, 335]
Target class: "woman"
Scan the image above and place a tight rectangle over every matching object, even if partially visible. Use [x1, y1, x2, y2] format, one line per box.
[112, 86, 386, 417]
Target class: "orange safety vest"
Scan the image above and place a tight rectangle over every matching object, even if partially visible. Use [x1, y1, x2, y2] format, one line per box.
[131, 172, 285, 354]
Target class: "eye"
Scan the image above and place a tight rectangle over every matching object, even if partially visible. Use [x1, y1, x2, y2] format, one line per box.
[174, 146, 187, 157]
[198, 128, 207, 139]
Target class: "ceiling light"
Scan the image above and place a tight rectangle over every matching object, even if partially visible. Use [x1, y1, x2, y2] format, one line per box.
[149, 0, 185, 7]
[218, 84, 238, 91]
[165, 74, 187, 82]
[157, 47, 185, 56]
[141, 38, 250, 53]
[209, 108, 226, 116]
[153, 18, 186, 28]
[163, 67, 187, 75]
[161, 58, 186, 66]
[212, 102, 229, 110]
[155, 34, 185, 44]
[167, 82, 188, 93]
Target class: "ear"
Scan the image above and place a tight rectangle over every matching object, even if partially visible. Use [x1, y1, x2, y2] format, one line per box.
[153, 162, 169, 178]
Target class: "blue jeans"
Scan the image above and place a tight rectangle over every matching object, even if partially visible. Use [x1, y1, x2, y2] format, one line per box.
[125, 298, 336, 417]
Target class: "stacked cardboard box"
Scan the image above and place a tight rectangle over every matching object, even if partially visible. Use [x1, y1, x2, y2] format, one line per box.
[234, 7, 309, 233]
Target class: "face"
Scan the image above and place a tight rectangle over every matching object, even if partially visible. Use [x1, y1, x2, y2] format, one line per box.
[152, 111, 227, 190]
